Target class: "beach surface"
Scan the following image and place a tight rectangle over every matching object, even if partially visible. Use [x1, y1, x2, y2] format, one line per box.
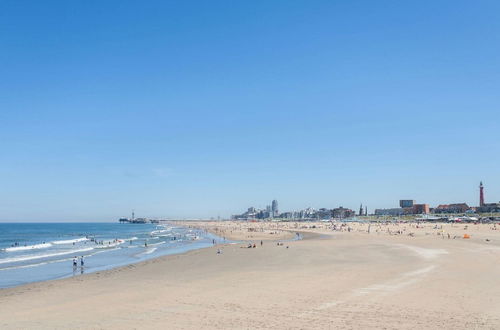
[1, 221, 500, 329]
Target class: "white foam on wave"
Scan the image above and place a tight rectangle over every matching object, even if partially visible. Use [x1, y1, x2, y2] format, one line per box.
[142, 247, 157, 255]
[94, 239, 125, 249]
[3, 243, 53, 252]
[150, 229, 171, 235]
[52, 238, 89, 245]
[0, 247, 94, 265]
[0, 257, 75, 271]
[170, 239, 183, 243]
[91, 248, 119, 255]
[185, 234, 201, 240]
[0, 247, 120, 271]
[148, 241, 166, 247]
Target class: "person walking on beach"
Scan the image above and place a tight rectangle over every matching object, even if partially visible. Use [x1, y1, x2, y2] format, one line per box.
[80, 256, 84, 267]
[72, 257, 77, 268]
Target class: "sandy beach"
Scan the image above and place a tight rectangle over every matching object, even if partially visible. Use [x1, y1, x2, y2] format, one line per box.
[1, 220, 500, 329]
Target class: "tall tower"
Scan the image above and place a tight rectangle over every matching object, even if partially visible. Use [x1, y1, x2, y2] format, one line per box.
[479, 182, 485, 207]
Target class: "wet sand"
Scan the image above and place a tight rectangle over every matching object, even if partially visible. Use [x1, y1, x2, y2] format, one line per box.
[1, 221, 500, 329]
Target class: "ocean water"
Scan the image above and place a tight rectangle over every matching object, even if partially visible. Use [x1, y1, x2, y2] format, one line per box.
[0, 222, 221, 288]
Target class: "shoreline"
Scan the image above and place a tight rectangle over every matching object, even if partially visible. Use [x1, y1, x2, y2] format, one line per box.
[0, 239, 224, 296]
[0, 223, 223, 290]
[3, 219, 497, 292]
[1, 221, 500, 329]
[0, 221, 293, 292]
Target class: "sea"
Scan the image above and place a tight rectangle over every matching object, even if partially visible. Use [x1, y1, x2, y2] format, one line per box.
[0, 222, 221, 288]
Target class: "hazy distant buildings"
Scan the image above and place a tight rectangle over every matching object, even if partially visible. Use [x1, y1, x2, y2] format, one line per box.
[232, 200, 279, 220]
[400, 200, 415, 208]
[412, 204, 430, 214]
[118, 211, 156, 224]
[272, 200, 279, 218]
[434, 203, 470, 214]
[298, 207, 317, 219]
[332, 206, 355, 219]
[374, 183, 495, 216]
[232, 201, 357, 220]
[280, 212, 294, 219]
[358, 204, 369, 216]
[265, 205, 272, 218]
[374, 208, 405, 216]
[316, 208, 332, 220]
[477, 202, 500, 213]
[119, 217, 152, 224]
[376, 199, 430, 216]
[476, 182, 500, 213]
[231, 182, 499, 221]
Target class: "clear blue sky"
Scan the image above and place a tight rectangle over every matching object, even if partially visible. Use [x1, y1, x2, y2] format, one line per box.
[1, 1, 499, 221]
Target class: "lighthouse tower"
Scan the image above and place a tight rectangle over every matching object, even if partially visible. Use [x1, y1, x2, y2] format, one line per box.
[479, 182, 485, 207]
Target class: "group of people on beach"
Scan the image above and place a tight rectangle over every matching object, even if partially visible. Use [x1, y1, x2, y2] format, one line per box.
[92, 238, 119, 245]
[72, 256, 84, 268]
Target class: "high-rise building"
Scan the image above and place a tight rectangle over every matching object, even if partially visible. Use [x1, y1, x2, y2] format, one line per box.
[271, 200, 279, 217]
[263, 205, 271, 218]
[359, 204, 364, 216]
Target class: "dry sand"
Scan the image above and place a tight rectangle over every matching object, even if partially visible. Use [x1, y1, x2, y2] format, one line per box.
[1, 220, 500, 329]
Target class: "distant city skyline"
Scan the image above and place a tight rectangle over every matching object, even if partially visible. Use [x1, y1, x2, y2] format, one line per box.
[231, 182, 499, 220]
[1, 1, 500, 221]
[1, 181, 496, 222]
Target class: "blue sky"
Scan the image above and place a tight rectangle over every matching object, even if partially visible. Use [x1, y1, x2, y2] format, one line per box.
[1, 1, 499, 221]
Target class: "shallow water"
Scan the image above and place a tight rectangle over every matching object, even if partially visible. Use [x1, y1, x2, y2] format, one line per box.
[0, 222, 221, 288]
